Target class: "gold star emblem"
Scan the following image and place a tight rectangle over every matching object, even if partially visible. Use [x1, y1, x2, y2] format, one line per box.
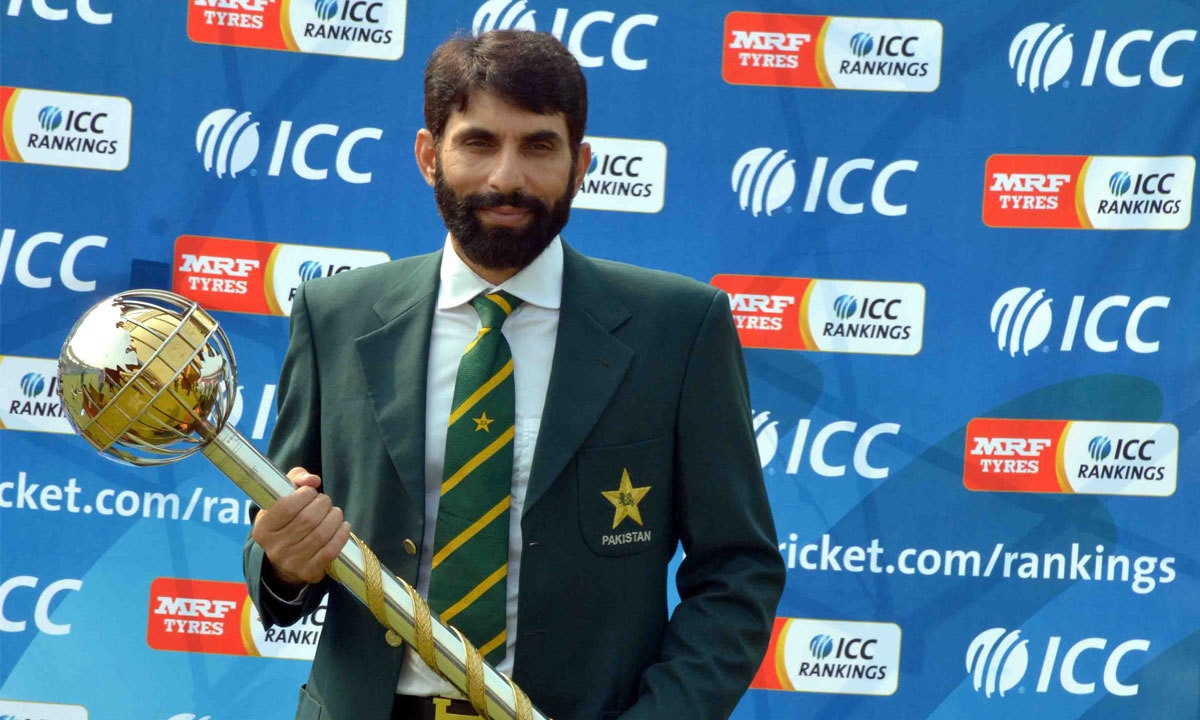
[601, 469, 651, 529]
[473, 412, 495, 432]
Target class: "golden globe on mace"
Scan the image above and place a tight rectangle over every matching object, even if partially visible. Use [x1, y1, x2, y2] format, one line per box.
[56, 289, 545, 720]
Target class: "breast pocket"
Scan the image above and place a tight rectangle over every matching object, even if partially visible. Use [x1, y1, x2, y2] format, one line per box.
[576, 436, 672, 557]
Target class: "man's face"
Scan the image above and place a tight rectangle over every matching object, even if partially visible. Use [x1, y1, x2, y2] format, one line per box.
[416, 90, 589, 273]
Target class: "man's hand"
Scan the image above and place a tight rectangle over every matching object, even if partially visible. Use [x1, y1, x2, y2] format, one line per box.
[252, 467, 352, 590]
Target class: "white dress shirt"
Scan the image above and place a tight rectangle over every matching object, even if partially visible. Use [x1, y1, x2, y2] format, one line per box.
[395, 235, 562, 697]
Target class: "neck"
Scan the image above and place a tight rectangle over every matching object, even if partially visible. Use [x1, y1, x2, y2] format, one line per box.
[449, 235, 520, 286]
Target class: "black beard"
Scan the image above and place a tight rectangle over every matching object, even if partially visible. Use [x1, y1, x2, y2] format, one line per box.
[433, 164, 574, 272]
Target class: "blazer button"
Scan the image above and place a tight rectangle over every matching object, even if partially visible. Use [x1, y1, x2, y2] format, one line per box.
[403, 538, 418, 556]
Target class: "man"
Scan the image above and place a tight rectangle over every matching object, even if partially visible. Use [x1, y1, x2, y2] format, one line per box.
[244, 30, 784, 720]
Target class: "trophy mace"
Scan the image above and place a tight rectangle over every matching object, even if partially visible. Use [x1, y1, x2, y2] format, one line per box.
[56, 289, 544, 720]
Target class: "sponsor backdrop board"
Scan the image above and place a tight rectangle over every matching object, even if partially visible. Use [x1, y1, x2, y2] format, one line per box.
[1, 1, 1197, 719]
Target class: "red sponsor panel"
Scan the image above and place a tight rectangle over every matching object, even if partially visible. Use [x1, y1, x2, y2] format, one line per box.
[983, 155, 1089, 229]
[723, 12, 828, 88]
[174, 235, 275, 314]
[964, 418, 1069, 492]
[750, 616, 790, 690]
[147, 577, 247, 655]
[187, 1, 289, 52]
[711, 274, 813, 350]
[0, 86, 16, 162]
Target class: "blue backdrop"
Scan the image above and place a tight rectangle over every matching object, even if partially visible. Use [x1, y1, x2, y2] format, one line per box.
[2, 1, 1198, 719]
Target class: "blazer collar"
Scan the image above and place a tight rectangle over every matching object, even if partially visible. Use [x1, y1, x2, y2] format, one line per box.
[356, 251, 442, 508]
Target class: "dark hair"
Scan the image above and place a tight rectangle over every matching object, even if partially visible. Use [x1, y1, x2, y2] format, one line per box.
[424, 30, 588, 150]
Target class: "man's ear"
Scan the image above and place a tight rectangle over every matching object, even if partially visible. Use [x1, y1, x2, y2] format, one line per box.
[573, 141, 592, 195]
[414, 129, 437, 187]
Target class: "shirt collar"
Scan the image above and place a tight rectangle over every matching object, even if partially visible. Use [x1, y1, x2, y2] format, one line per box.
[437, 234, 563, 310]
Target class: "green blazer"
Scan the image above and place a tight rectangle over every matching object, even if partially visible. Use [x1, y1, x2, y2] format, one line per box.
[244, 243, 784, 720]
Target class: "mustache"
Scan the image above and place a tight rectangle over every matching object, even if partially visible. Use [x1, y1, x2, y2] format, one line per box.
[461, 191, 549, 214]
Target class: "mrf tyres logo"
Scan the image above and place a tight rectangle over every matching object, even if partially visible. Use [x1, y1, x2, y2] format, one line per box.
[188, 0, 406, 61]
[712, 274, 924, 355]
[750, 617, 900, 695]
[732, 148, 918, 218]
[964, 418, 1177, 497]
[173, 234, 389, 316]
[967, 628, 1149, 698]
[573, 136, 666, 213]
[1, 86, 131, 171]
[723, 12, 941, 92]
[195, 108, 383, 184]
[1010, 22, 1195, 92]
[149, 577, 324, 659]
[990, 287, 1169, 356]
[0, 355, 72, 434]
[983, 154, 1194, 230]
[473, 0, 657, 71]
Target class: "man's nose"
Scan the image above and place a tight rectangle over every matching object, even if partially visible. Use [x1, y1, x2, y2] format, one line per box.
[488, 146, 525, 194]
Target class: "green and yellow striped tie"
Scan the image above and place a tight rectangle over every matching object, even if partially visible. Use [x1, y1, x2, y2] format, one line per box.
[428, 290, 522, 666]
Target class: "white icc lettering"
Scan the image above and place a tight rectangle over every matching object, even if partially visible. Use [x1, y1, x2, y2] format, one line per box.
[971, 437, 1053, 457]
[0, 229, 107, 292]
[1082, 29, 1197, 88]
[265, 121, 383, 184]
[783, 419, 901, 479]
[0, 576, 83, 635]
[801, 158, 919, 216]
[6, 0, 111, 24]
[1035, 636, 1149, 696]
[154, 596, 239, 619]
[1060, 295, 1170, 353]
[178, 254, 261, 277]
[549, 10, 658, 70]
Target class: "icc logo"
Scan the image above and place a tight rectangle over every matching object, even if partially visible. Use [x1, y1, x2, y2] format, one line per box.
[472, 0, 658, 70]
[299, 260, 324, 282]
[1010, 22, 1196, 92]
[810, 634, 834, 659]
[967, 627, 1148, 698]
[732, 148, 794, 218]
[991, 287, 1169, 355]
[20, 372, 46, 397]
[37, 106, 62, 131]
[196, 108, 383, 184]
[733, 148, 918, 218]
[1088, 436, 1113, 461]
[833, 295, 858, 320]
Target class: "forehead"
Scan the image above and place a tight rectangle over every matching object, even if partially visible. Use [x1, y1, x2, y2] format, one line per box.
[445, 90, 569, 139]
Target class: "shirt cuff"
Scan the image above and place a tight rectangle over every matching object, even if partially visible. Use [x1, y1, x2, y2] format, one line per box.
[261, 574, 309, 606]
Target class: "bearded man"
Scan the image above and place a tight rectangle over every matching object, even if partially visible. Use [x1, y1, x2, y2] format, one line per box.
[244, 29, 784, 720]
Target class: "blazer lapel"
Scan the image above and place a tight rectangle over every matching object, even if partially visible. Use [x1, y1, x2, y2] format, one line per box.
[355, 251, 441, 506]
[525, 243, 632, 514]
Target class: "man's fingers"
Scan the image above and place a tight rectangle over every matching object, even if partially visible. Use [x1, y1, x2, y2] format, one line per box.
[303, 521, 352, 580]
[292, 505, 344, 562]
[287, 466, 322, 490]
[254, 486, 319, 532]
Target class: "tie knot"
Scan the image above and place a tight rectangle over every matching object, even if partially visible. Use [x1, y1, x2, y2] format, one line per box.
[471, 291, 522, 328]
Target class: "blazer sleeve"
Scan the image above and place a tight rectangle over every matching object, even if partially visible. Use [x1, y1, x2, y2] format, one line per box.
[243, 282, 330, 627]
[622, 289, 786, 720]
